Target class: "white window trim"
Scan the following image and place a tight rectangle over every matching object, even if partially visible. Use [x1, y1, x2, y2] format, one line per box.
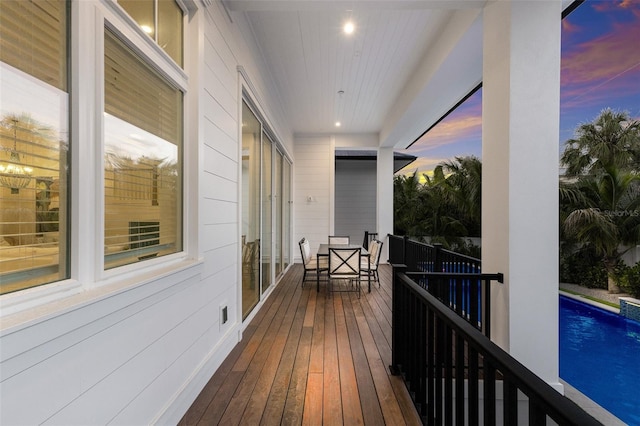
[0, 0, 198, 321]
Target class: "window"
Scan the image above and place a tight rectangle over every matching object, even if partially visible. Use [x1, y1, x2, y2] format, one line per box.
[0, 0, 70, 294]
[104, 28, 183, 270]
[117, 0, 183, 66]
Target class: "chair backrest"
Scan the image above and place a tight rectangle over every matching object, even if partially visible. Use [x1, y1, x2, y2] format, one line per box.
[328, 235, 350, 245]
[362, 231, 378, 250]
[329, 247, 361, 278]
[368, 239, 383, 270]
[298, 238, 312, 264]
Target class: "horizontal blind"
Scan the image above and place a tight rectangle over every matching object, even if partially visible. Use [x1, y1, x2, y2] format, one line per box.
[0, 1, 69, 294]
[103, 28, 182, 269]
[104, 29, 182, 146]
[0, 0, 67, 91]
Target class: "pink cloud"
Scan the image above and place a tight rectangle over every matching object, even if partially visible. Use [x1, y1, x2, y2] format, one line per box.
[410, 112, 481, 152]
[561, 16, 640, 106]
[561, 19, 581, 34]
[562, 21, 640, 86]
[592, 0, 640, 12]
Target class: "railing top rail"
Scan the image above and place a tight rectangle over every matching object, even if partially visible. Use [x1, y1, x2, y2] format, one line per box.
[438, 246, 481, 263]
[388, 234, 482, 264]
[395, 270, 601, 426]
[406, 271, 503, 283]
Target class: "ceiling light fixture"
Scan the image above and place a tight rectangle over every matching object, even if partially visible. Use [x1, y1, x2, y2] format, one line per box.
[343, 21, 354, 35]
[0, 119, 33, 194]
[335, 121, 341, 127]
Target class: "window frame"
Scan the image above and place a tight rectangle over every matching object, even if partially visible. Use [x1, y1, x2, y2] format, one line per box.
[0, 0, 193, 317]
[97, 4, 188, 279]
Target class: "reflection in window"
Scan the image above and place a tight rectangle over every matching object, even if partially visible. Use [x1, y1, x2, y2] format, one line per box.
[104, 29, 182, 270]
[117, 0, 183, 66]
[0, 0, 69, 294]
[241, 101, 261, 318]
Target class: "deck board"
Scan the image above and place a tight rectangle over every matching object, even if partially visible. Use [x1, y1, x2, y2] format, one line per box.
[180, 263, 421, 425]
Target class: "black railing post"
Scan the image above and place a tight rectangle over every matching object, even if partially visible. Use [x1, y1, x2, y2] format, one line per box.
[433, 243, 444, 272]
[402, 235, 409, 266]
[389, 263, 406, 376]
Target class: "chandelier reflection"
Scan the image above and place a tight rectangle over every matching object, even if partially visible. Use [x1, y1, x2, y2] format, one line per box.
[0, 119, 33, 194]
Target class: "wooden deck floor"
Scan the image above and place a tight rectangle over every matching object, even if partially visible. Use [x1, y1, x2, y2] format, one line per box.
[179, 263, 422, 425]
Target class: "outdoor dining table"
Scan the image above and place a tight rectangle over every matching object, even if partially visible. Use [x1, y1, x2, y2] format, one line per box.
[316, 243, 370, 293]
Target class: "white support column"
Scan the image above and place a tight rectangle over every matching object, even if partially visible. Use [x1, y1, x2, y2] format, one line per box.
[482, 1, 562, 390]
[377, 147, 394, 262]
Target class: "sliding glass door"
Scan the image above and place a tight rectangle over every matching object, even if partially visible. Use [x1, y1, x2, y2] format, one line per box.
[241, 99, 292, 319]
[261, 131, 272, 295]
[241, 102, 260, 318]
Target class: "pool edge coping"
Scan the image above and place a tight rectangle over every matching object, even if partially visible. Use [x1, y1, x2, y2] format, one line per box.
[559, 290, 620, 314]
[560, 380, 627, 426]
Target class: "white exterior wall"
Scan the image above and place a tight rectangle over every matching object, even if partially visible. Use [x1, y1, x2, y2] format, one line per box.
[0, 1, 292, 424]
[293, 136, 334, 260]
[377, 147, 395, 263]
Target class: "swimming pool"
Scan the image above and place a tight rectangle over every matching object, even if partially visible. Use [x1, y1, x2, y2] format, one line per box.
[560, 295, 640, 425]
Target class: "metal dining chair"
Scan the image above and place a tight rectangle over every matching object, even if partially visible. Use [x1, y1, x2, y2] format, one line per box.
[299, 237, 327, 286]
[328, 246, 361, 298]
[328, 235, 350, 245]
[361, 239, 383, 291]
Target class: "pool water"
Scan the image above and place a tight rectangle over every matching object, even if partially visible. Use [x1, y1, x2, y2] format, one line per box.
[560, 296, 640, 425]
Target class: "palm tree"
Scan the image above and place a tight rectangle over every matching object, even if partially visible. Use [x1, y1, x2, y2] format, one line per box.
[561, 109, 640, 176]
[560, 109, 640, 292]
[393, 156, 482, 250]
[438, 156, 482, 237]
[420, 166, 468, 246]
[393, 172, 427, 236]
[561, 166, 640, 292]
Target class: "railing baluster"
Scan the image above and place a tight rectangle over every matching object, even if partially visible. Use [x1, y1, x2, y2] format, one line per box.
[504, 378, 518, 424]
[418, 295, 427, 417]
[483, 360, 496, 425]
[455, 332, 465, 426]
[468, 345, 479, 424]
[444, 325, 453, 426]
[470, 277, 479, 331]
[427, 307, 435, 423]
[435, 315, 444, 425]
[529, 399, 547, 426]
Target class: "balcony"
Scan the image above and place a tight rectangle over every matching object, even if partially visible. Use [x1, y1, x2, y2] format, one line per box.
[180, 263, 422, 425]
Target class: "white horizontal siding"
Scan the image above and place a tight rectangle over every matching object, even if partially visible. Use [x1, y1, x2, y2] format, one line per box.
[293, 136, 333, 258]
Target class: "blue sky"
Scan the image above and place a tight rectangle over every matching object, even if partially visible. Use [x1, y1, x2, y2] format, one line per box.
[400, 0, 640, 177]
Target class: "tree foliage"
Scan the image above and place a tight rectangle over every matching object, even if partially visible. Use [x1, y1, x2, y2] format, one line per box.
[394, 156, 481, 252]
[560, 109, 640, 292]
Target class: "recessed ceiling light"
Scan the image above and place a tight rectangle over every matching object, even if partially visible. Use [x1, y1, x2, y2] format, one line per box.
[343, 21, 354, 35]
[335, 121, 341, 127]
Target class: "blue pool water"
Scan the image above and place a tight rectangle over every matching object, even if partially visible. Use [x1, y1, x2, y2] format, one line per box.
[560, 296, 640, 425]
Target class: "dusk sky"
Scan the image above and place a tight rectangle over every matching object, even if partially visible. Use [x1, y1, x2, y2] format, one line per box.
[400, 0, 640, 177]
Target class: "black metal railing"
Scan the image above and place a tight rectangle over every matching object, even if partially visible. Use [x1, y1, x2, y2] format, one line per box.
[388, 235, 491, 335]
[390, 266, 601, 426]
[388, 234, 481, 273]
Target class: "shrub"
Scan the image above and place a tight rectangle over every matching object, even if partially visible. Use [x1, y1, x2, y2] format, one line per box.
[559, 246, 607, 289]
[621, 262, 640, 298]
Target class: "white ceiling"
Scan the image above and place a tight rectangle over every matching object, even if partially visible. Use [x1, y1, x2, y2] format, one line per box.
[225, 1, 488, 147]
